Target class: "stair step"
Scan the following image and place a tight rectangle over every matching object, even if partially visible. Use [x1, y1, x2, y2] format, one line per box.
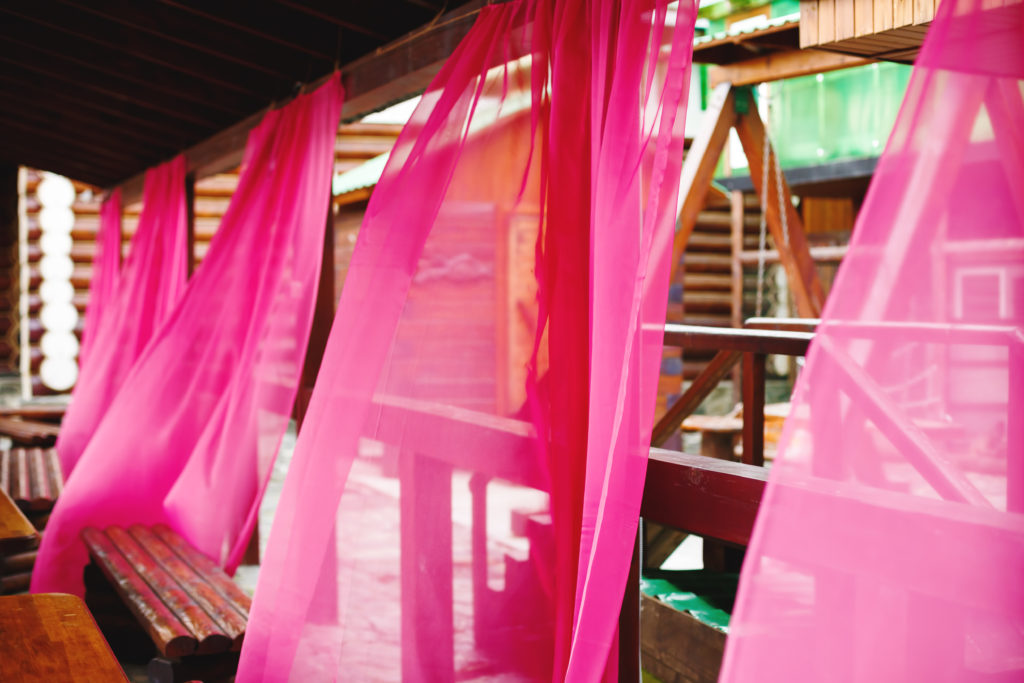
[687, 233, 733, 251]
[695, 212, 763, 230]
[681, 253, 731, 271]
[682, 273, 732, 291]
[681, 313, 733, 326]
[682, 291, 733, 313]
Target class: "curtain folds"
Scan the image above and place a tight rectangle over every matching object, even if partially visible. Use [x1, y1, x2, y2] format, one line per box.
[79, 187, 122, 367]
[238, 2, 695, 680]
[58, 157, 188, 476]
[722, 1, 1024, 680]
[32, 75, 343, 596]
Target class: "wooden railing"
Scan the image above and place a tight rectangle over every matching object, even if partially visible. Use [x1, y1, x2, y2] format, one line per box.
[620, 322, 817, 681]
[651, 323, 814, 466]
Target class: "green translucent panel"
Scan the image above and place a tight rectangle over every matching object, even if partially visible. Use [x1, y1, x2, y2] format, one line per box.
[767, 62, 913, 168]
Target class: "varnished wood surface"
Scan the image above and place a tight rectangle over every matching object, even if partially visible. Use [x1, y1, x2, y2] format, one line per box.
[0, 593, 128, 682]
[0, 416, 60, 446]
[83, 524, 251, 659]
[0, 488, 38, 554]
[1, 448, 63, 511]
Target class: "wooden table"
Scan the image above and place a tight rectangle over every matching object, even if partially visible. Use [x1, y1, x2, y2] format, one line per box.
[0, 487, 38, 555]
[0, 593, 128, 682]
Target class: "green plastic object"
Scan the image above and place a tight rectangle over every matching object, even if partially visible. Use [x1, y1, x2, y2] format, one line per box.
[640, 570, 738, 633]
[766, 62, 913, 168]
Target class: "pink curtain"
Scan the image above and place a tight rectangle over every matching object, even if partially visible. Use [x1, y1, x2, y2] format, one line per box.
[57, 157, 188, 475]
[722, 1, 1024, 680]
[79, 187, 122, 366]
[238, 2, 694, 680]
[32, 75, 343, 596]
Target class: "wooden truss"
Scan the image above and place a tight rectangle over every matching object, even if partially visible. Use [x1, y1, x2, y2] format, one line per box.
[674, 82, 826, 319]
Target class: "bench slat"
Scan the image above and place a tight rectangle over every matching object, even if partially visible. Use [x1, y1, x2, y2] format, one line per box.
[0, 449, 8, 496]
[29, 447, 51, 506]
[128, 525, 247, 650]
[82, 527, 197, 658]
[14, 448, 28, 504]
[104, 527, 233, 655]
[45, 448, 63, 499]
[153, 524, 252, 615]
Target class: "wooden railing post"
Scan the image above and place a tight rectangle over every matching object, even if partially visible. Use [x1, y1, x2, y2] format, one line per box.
[741, 352, 766, 467]
[618, 523, 642, 683]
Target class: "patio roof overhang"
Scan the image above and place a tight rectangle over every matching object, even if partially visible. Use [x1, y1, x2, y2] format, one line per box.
[0, 1, 481, 195]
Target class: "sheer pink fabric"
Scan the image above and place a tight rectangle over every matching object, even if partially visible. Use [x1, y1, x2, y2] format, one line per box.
[32, 75, 343, 595]
[58, 157, 188, 475]
[722, 1, 1024, 681]
[238, 2, 694, 680]
[79, 187, 122, 367]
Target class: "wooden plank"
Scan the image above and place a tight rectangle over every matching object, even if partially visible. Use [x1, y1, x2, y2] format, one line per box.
[800, 0, 820, 48]
[642, 449, 767, 546]
[81, 527, 197, 657]
[741, 353, 766, 466]
[730, 191, 744, 333]
[874, 0, 895, 31]
[641, 592, 726, 683]
[710, 49, 873, 88]
[45, 448, 63, 499]
[914, 0, 935, 24]
[744, 317, 820, 333]
[650, 350, 743, 447]
[128, 525, 247, 650]
[733, 96, 826, 317]
[0, 449, 8, 497]
[102, 526, 231, 655]
[836, 0, 856, 40]
[737, 244, 848, 264]
[663, 324, 814, 357]
[854, 0, 875, 35]
[151, 524, 252, 614]
[894, 0, 914, 26]
[0, 488, 38, 554]
[673, 83, 737, 280]
[0, 594, 128, 682]
[818, 0, 837, 43]
[400, 452, 454, 681]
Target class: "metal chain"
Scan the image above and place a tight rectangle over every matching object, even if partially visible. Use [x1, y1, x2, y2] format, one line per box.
[755, 84, 787, 317]
[755, 86, 770, 317]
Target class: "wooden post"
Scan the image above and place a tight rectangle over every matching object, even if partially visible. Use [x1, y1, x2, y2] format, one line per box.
[741, 352, 765, 467]
[184, 173, 196, 278]
[618, 524, 642, 683]
[672, 84, 737, 280]
[730, 190, 745, 404]
[732, 89, 825, 318]
[400, 453, 454, 682]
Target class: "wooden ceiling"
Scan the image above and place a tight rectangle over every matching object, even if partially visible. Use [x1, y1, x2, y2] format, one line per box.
[0, 0, 477, 189]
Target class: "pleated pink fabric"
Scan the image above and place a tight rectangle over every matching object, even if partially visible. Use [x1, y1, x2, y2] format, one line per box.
[32, 75, 343, 595]
[57, 157, 188, 476]
[79, 187, 122, 367]
[238, 2, 694, 680]
[722, 1, 1024, 681]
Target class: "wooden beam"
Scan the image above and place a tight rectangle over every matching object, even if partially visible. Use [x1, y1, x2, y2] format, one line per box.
[672, 83, 736, 280]
[650, 350, 742, 447]
[663, 324, 814, 357]
[642, 449, 767, 547]
[116, 1, 488, 203]
[710, 49, 874, 87]
[732, 91, 826, 317]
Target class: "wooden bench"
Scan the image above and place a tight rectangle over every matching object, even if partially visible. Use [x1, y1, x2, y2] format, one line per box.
[0, 447, 64, 593]
[0, 487, 40, 594]
[0, 416, 62, 447]
[0, 593, 128, 682]
[83, 524, 250, 683]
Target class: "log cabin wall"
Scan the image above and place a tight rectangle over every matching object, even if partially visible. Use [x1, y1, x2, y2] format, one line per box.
[800, 0, 936, 62]
[0, 166, 18, 376]
[17, 122, 402, 397]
